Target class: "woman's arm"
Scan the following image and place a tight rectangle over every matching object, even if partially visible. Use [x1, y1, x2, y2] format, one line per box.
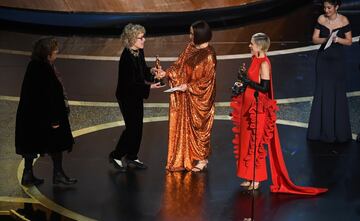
[334, 16, 352, 46]
[239, 61, 270, 93]
[260, 61, 270, 80]
[312, 29, 327, 45]
[312, 16, 327, 45]
[336, 31, 352, 46]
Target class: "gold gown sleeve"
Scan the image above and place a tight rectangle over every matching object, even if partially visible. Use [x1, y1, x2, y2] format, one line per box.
[166, 43, 192, 88]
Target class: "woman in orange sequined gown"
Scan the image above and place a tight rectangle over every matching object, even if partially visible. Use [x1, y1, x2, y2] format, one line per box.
[159, 21, 216, 172]
[231, 33, 327, 195]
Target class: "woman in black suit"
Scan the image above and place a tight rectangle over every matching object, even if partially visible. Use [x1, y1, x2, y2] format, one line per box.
[15, 37, 77, 186]
[109, 23, 163, 171]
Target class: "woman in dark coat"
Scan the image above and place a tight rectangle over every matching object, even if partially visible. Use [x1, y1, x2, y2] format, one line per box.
[15, 37, 77, 186]
[108, 23, 163, 171]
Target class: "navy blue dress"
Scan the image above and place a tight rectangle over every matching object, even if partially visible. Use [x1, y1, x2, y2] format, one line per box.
[307, 22, 352, 143]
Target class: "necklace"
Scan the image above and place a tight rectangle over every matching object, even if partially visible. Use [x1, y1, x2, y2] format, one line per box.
[327, 13, 338, 25]
[129, 48, 139, 57]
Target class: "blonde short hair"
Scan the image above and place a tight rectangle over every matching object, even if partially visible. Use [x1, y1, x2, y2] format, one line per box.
[120, 23, 146, 49]
[251, 33, 270, 52]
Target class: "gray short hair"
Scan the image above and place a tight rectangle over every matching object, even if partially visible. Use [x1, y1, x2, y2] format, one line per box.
[120, 23, 146, 48]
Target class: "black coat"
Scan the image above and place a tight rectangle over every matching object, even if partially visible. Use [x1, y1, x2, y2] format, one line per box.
[115, 48, 154, 101]
[15, 60, 74, 155]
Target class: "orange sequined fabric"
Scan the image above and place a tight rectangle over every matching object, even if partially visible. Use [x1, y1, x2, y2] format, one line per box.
[165, 43, 217, 171]
[158, 172, 207, 220]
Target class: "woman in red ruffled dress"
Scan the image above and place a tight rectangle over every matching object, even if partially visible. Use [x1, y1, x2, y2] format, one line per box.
[230, 33, 327, 195]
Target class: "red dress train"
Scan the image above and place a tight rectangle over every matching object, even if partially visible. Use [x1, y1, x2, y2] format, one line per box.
[230, 55, 327, 195]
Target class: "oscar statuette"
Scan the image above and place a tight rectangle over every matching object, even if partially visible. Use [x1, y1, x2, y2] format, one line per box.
[231, 63, 248, 97]
[155, 55, 166, 86]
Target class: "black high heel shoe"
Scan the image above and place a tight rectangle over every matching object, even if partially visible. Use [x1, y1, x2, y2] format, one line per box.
[53, 170, 77, 185]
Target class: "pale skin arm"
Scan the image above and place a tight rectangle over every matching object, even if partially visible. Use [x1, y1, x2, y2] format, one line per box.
[312, 28, 327, 45]
[259, 61, 270, 81]
[333, 16, 352, 46]
[334, 31, 352, 46]
[312, 16, 327, 45]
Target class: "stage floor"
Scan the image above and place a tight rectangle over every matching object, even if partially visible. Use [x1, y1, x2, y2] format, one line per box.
[0, 1, 360, 221]
[31, 122, 360, 221]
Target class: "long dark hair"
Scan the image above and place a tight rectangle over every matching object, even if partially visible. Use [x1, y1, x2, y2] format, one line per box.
[323, 0, 341, 6]
[31, 37, 59, 62]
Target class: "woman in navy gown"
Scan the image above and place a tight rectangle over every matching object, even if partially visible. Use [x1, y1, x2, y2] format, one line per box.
[307, 0, 353, 143]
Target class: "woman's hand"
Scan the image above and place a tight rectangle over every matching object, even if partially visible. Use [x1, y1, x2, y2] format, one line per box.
[151, 67, 162, 75]
[150, 82, 165, 89]
[155, 69, 166, 79]
[178, 84, 188, 92]
[52, 124, 60, 129]
[333, 36, 337, 43]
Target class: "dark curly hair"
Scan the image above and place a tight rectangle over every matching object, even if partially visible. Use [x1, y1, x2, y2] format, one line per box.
[31, 37, 59, 62]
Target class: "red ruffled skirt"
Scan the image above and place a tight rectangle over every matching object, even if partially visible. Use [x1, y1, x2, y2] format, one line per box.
[230, 93, 327, 195]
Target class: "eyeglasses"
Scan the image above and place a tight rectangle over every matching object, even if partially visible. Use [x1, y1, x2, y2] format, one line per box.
[136, 36, 145, 40]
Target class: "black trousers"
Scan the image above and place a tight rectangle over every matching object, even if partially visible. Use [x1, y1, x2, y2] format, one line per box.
[23, 151, 63, 173]
[113, 98, 144, 160]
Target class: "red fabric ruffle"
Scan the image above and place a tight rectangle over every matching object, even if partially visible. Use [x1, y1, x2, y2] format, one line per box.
[230, 94, 327, 196]
[230, 94, 277, 168]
